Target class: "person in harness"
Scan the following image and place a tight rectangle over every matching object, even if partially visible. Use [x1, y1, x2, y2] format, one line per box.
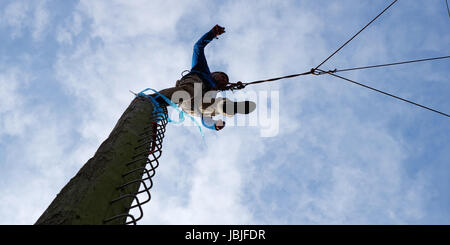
[153, 24, 256, 131]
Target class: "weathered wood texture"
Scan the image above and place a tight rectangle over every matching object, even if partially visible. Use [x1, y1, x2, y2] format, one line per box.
[35, 98, 154, 225]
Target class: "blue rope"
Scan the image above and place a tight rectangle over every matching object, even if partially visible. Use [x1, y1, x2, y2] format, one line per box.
[136, 88, 205, 138]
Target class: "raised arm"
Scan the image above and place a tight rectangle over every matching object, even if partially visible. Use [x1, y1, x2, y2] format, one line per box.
[191, 25, 225, 88]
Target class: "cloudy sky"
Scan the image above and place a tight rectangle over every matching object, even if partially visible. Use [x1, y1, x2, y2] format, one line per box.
[0, 0, 449, 225]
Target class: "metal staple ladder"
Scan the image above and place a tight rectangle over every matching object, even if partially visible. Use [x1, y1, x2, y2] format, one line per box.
[104, 101, 168, 225]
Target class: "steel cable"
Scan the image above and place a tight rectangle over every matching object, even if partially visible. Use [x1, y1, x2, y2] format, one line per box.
[316, 55, 450, 75]
[317, 68, 450, 117]
[315, 0, 398, 70]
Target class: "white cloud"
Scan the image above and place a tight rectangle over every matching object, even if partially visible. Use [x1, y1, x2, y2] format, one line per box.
[31, 0, 50, 41]
[1, 1, 29, 38]
[77, 0, 202, 43]
[0, 0, 50, 40]
[56, 11, 84, 45]
[0, 68, 33, 137]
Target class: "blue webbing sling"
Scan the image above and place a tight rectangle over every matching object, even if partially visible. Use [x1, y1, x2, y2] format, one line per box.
[136, 88, 206, 138]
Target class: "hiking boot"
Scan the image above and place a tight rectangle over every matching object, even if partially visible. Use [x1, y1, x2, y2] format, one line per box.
[222, 100, 256, 116]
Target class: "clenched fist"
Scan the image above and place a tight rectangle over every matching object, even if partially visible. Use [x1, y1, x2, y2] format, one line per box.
[212, 24, 225, 36]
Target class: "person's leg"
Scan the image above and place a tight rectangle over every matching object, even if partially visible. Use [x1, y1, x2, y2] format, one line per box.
[200, 97, 256, 117]
[152, 84, 195, 106]
[156, 86, 183, 100]
[199, 97, 222, 117]
[155, 82, 206, 118]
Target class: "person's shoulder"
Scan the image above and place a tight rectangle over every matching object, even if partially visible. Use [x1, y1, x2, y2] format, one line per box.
[176, 72, 203, 85]
[182, 72, 200, 80]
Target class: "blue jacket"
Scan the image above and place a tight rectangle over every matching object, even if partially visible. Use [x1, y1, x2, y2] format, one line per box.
[190, 30, 217, 89]
[189, 30, 220, 130]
